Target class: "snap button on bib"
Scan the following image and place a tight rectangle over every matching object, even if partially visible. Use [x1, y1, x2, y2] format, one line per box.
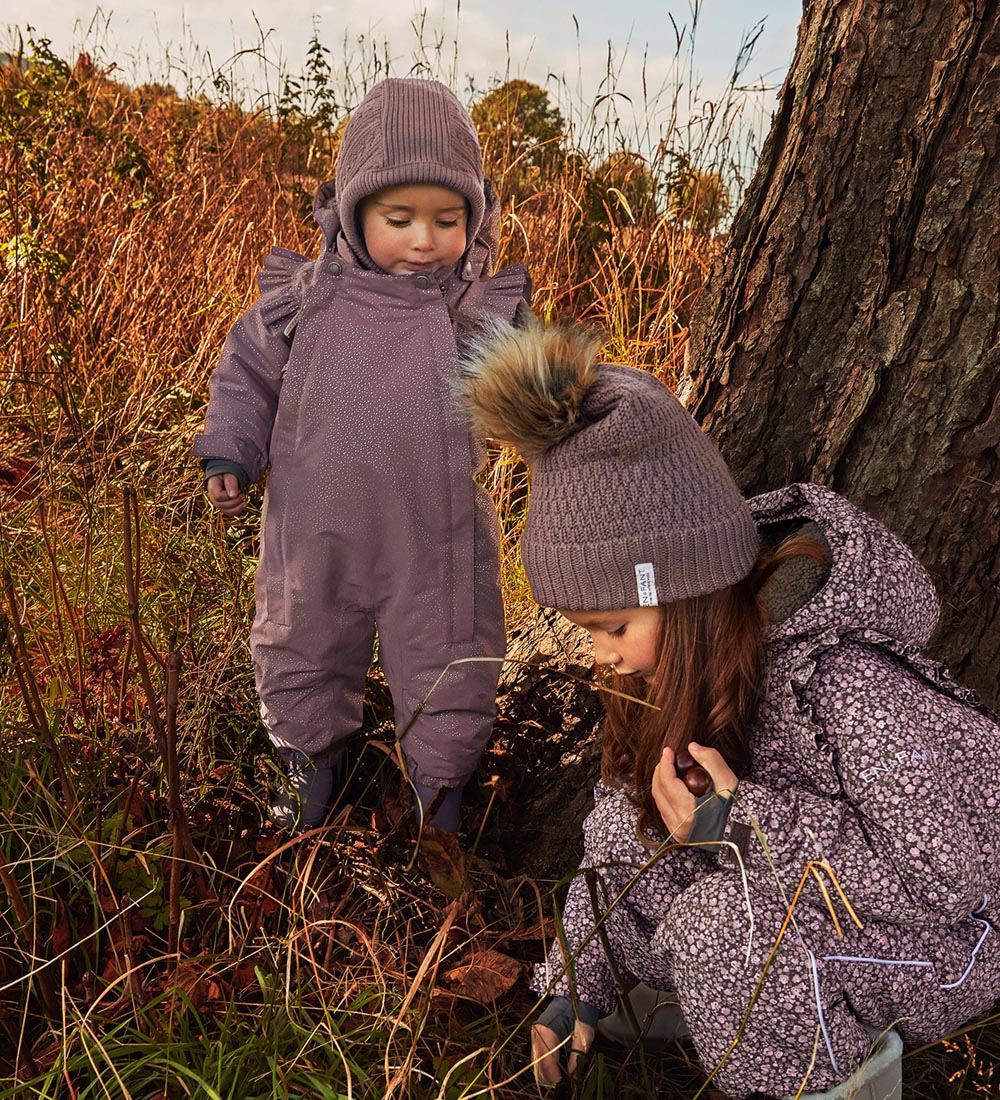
[413, 274, 432, 289]
[327, 260, 343, 276]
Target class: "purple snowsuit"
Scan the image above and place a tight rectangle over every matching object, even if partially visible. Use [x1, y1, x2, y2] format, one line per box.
[535, 483, 1000, 1097]
[194, 179, 529, 788]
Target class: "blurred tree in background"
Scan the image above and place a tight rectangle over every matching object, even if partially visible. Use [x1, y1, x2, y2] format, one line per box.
[470, 78, 566, 180]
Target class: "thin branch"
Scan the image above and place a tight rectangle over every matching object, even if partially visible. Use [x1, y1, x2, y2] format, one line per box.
[0, 578, 76, 808]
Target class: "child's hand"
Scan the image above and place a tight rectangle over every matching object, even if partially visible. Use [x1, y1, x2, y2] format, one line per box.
[530, 1020, 595, 1086]
[206, 473, 247, 517]
[652, 743, 738, 842]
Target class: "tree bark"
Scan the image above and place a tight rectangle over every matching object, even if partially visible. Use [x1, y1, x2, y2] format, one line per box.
[682, 0, 1000, 707]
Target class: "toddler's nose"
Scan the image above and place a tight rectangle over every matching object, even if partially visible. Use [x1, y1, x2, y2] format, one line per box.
[413, 224, 434, 249]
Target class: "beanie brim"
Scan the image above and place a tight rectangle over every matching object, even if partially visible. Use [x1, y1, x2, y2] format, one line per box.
[522, 505, 762, 611]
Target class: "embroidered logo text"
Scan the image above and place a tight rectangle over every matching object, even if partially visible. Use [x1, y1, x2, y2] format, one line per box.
[859, 747, 940, 786]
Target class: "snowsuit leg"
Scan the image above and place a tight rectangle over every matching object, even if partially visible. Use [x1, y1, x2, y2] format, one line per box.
[252, 608, 375, 755]
[376, 488, 507, 789]
[251, 506, 377, 756]
[658, 873, 1000, 1099]
[252, 435, 507, 785]
[822, 898, 1000, 1045]
[658, 872, 873, 1097]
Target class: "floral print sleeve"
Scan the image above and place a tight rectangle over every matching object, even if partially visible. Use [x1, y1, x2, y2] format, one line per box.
[721, 640, 1000, 926]
[533, 785, 713, 1011]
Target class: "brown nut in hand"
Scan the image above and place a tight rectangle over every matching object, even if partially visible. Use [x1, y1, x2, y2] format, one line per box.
[673, 747, 713, 796]
[674, 748, 696, 774]
[682, 766, 712, 797]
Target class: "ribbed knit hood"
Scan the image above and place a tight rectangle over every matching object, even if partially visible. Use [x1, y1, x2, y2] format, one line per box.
[330, 78, 487, 273]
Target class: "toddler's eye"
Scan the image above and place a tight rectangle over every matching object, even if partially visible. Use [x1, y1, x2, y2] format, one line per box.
[437, 219, 460, 228]
[608, 625, 626, 638]
[387, 218, 410, 228]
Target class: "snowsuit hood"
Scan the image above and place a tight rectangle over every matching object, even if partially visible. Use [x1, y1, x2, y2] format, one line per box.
[754, 481, 940, 651]
[327, 78, 490, 274]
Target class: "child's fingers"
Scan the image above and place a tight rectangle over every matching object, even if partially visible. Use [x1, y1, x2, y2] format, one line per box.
[530, 1023, 564, 1086]
[688, 742, 739, 797]
[652, 747, 686, 798]
[206, 475, 247, 516]
[218, 494, 247, 516]
[208, 473, 240, 500]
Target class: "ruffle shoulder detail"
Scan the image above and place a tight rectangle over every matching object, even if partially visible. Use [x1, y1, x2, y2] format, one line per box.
[256, 247, 314, 337]
[448, 262, 532, 356]
[765, 629, 845, 794]
[481, 262, 532, 322]
[765, 624, 986, 799]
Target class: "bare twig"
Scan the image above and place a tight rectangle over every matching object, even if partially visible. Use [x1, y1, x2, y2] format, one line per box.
[0, 853, 59, 1020]
[38, 500, 90, 725]
[122, 488, 214, 904]
[584, 867, 642, 1036]
[166, 645, 183, 957]
[121, 488, 167, 758]
[0, 577, 76, 808]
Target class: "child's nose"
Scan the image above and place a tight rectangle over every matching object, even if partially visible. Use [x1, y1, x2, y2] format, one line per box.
[413, 223, 434, 249]
[592, 637, 619, 667]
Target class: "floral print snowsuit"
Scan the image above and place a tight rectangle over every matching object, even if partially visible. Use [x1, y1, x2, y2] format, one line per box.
[535, 483, 1000, 1098]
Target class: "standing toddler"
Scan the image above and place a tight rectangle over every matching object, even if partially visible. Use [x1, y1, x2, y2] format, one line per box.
[195, 78, 530, 831]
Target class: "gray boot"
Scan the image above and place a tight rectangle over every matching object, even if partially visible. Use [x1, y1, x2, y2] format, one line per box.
[269, 747, 342, 831]
[794, 1029, 902, 1100]
[413, 782, 463, 832]
[596, 982, 690, 1046]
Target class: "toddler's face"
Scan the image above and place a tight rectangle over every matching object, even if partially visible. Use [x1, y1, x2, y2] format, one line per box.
[558, 606, 663, 681]
[359, 183, 468, 274]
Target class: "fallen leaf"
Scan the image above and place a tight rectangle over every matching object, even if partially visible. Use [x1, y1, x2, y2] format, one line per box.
[443, 948, 523, 1004]
[417, 828, 468, 899]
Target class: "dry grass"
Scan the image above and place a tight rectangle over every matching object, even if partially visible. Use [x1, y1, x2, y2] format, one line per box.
[3, 25, 995, 1100]
[0, 27, 742, 1095]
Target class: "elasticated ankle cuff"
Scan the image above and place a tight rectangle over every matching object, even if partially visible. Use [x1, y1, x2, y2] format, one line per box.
[269, 748, 343, 831]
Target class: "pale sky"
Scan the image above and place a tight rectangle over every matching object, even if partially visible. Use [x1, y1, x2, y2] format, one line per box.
[7, 1, 801, 121]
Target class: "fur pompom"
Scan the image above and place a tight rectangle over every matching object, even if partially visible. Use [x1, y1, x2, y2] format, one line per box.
[459, 317, 604, 462]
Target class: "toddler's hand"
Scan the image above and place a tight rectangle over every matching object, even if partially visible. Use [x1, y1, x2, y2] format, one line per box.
[652, 742, 738, 842]
[530, 1020, 595, 1086]
[206, 473, 247, 517]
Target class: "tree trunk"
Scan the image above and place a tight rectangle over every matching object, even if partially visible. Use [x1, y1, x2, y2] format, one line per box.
[682, 0, 1000, 708]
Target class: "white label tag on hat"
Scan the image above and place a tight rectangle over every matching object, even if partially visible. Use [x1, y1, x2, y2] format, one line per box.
[635, 563, 658, 606]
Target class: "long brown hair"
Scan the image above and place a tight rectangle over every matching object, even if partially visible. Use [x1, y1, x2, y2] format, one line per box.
[601, 535, 829, 841]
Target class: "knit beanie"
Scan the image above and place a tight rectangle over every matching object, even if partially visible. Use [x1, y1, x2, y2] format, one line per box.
[335, 78, 486, 270]
[460, 319, 761, 610]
